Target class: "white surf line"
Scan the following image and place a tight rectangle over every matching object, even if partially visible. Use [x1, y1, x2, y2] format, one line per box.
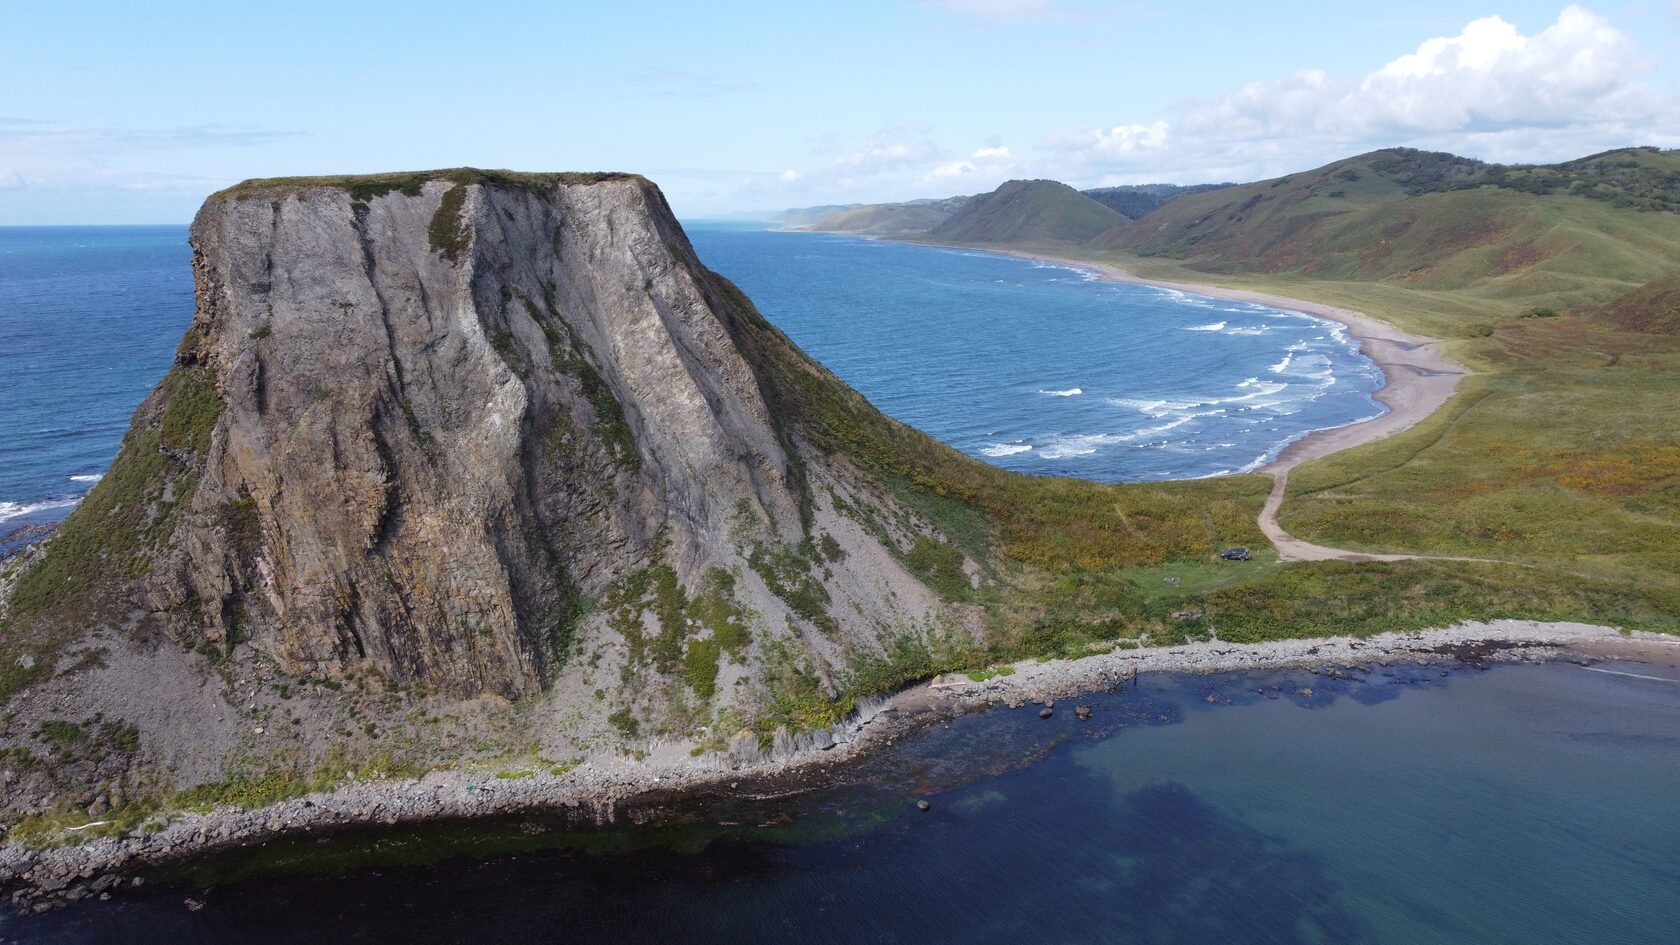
[1579, 666, 1680, 684]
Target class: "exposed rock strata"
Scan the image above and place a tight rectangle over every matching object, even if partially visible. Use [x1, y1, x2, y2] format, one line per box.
[0, 170, 981, 823]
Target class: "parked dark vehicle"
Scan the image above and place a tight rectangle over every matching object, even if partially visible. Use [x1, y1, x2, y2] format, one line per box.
[1219, 547, 1252, 561]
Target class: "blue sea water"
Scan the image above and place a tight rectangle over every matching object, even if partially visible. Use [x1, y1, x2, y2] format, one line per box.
[10, 660, 1678, 943]
[686, 222, 1384, 481]
[0, 226, 193, 540]
[0, 222, 1383, 546]
[0, 225, 1675, 944]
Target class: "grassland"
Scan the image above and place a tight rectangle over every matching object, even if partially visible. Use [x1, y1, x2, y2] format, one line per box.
[775, 148, 1680, 693]
[710, 231, 1680, 714]
[931, 224, 1680, 652]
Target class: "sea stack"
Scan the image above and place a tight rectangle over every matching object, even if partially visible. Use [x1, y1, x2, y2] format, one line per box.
[0, 170, 981, 811]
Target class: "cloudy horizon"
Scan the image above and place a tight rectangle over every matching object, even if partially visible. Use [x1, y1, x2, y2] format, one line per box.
[3, 1, 1676, 223]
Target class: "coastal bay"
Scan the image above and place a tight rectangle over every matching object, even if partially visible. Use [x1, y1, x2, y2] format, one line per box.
[9, 627, 1677, 944]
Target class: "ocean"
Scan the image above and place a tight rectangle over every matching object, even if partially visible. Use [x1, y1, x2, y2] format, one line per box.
[12, 661, 1678, 943]
[0, 226, 193, 550]
[0, 222, 1383, 552]
[0, 224, 1675, 944]
[686, 222, 1384, 481]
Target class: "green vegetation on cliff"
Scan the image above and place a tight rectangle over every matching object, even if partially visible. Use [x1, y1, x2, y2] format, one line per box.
[711, 231, 1680, 704]
[0, 334, 225, 700]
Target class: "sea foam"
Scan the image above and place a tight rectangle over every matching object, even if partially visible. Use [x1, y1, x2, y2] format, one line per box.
[0, 497, 80, 523]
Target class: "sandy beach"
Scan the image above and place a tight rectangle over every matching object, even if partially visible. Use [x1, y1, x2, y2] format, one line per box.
[975, 248, 1468, 473]
[968, 246, 1477, 561]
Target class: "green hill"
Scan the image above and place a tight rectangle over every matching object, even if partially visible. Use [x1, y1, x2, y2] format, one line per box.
[1583, 272, 1680, 333]
[808, 195, 971, 236]
[1098, 147, 1680, 318]
[1082, 182, 1234, 219]
[772, 203, 860, 226]
[924, 179, 1125, 244]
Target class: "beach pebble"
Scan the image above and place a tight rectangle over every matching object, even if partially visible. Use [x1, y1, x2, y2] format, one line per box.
[1039, 708, 1053, 719]
[916, 799, 930, 811]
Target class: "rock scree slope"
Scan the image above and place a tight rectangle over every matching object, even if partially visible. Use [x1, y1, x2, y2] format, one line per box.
[0, 169, 985, 818]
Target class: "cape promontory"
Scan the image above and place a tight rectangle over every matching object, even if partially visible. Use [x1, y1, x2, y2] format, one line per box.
[0, 169, 988, 822]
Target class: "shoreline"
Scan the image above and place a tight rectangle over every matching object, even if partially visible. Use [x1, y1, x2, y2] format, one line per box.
[962, 244, 1468, 474]
[0, 236, 1647, 911]
[4, 620, 1675, 911]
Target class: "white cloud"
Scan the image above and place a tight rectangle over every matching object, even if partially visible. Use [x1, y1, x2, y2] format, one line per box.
[778, 169, 801, 183]
[1176, 7, 1664, 143]
[827, 124, 942, 176]
[0, 166, 22, 190]
[920, 143, 1018, 185]
[1039, 121, 1168, 157]
[762, 5, 1675, 210]
[1037, 6, 1677, 185]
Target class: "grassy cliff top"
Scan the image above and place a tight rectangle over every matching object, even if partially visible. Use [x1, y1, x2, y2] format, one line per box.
[212, 168, 647, 201]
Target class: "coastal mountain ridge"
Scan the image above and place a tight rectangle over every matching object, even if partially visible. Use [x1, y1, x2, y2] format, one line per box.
[783, 182, 1234, 237]
[783, 146, 1680, 319]
[798, 195, 973, 237]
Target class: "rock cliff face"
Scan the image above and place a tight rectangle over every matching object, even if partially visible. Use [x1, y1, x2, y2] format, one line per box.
[0, 170, 985, 809]
[169, 171, 823, 699]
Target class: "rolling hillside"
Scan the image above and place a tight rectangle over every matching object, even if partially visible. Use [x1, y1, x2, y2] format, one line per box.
[806, 195, 971, 236]
[1097, 147, 1680, 315]
[1584, 272, 1680, 333]
[923, 179, 1125, 244]
[866, 145, 1680, 600]
[1082, 182, 1234, 219]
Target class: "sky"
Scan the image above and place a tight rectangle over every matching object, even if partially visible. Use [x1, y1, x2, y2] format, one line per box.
[2, 0, 1677, 223]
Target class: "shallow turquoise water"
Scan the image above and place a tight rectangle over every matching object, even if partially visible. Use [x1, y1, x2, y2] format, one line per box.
[12, 661, 1677, 943]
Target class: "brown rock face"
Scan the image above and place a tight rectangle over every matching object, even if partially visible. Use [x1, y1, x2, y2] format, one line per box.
[109, 170, 936, 699]
[0, 169, 990, 823]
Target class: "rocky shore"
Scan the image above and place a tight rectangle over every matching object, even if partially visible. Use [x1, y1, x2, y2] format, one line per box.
[4, 618, 1671, 913]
